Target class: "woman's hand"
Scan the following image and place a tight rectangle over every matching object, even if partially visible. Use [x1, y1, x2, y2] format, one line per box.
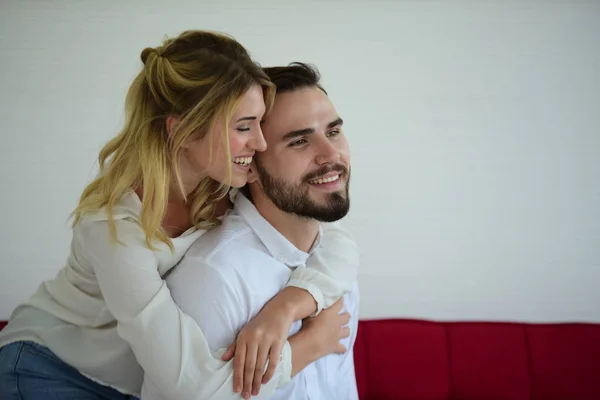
[222, 310, 292, 399]
[300, 298, 350, 357]
[222, 286, 315, 399]
[285, 298, 351, 379]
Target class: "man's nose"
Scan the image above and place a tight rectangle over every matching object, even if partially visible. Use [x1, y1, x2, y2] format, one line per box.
[315, 139, 341, 165]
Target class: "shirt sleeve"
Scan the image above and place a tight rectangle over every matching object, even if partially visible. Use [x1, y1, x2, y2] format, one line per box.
[76, 218, 290, 400]
[286, 221, 360, 315]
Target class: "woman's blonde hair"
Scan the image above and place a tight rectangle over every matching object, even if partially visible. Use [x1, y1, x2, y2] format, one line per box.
[71, 30, 275, 250]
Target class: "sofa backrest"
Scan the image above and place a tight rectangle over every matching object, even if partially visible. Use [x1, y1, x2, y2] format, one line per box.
[353, 319, 600, 400]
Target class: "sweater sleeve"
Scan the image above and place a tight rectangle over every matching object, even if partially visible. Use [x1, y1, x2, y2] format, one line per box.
[76, 218, 291, 400]
[286, 221, 360, 315]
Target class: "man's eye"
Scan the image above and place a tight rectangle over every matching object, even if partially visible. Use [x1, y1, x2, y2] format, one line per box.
[327, 129, 340, 137]
[289, 139, 307, 147]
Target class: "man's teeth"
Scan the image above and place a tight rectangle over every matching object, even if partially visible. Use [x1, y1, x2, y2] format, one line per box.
[309, 175, 340, 184]
[233, 156, 252, 166]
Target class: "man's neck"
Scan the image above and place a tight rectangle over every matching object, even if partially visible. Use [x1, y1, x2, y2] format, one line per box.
[251, 193, 320, 253]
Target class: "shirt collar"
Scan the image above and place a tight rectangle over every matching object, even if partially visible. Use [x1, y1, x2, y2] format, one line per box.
[231, 189, 323, 267]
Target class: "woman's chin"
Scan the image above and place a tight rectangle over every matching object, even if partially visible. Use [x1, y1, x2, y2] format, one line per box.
[228, 175, 249, 189]
[208, 170, 248, 189]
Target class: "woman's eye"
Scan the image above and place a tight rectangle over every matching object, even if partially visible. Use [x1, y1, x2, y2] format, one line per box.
[237, 127, 250, 132]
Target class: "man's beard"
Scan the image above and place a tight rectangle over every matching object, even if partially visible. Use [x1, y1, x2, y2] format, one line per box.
[253, 159, 350, 223]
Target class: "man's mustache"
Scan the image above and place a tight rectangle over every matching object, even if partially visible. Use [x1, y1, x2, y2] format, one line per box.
[303, 164, 348, 182]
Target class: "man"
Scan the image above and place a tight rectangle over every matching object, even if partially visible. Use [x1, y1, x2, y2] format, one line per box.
[146, 62, 358, 400]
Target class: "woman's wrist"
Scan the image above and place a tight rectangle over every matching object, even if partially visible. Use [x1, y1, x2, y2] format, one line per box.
[288, 330, 320, 377]
[270, 286, 317, 321]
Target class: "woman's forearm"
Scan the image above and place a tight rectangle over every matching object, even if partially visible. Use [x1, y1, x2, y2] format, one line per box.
[265, 286, 318, 321]
[288, 330, 320, 377]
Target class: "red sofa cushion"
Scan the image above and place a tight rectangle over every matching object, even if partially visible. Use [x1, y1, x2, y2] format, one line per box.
[527, 324, 600, 400]
[354, 319, 600, 400]
[447, 323, 531, 400]
[354, 319, 450, 400]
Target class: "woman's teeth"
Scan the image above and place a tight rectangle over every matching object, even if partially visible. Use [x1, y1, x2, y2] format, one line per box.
[233, 156, 252, 166]
[309, 174, 340, 185]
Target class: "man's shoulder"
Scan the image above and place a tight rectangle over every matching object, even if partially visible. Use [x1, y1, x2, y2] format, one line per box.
[165, 212, 279, 310]
[185, 214, 248, 256]
[179, 213, 270, 272]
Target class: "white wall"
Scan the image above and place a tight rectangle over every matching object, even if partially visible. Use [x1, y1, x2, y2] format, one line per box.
[1, 0, 599, 322]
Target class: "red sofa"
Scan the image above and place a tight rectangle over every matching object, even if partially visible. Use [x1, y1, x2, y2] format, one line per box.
[2, 319, 600, 399]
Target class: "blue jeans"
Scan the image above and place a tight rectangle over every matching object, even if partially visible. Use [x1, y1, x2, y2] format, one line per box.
[0, 341, 139, 400]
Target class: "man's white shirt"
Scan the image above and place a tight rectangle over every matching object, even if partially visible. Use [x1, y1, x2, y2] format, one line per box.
[142, 191, 359, 399]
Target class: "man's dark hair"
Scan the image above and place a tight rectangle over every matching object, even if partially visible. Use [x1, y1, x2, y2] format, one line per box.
[262, 62, 327, 94]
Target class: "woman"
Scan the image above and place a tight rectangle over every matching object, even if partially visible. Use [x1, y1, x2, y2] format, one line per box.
[0, 30, 359, 400]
